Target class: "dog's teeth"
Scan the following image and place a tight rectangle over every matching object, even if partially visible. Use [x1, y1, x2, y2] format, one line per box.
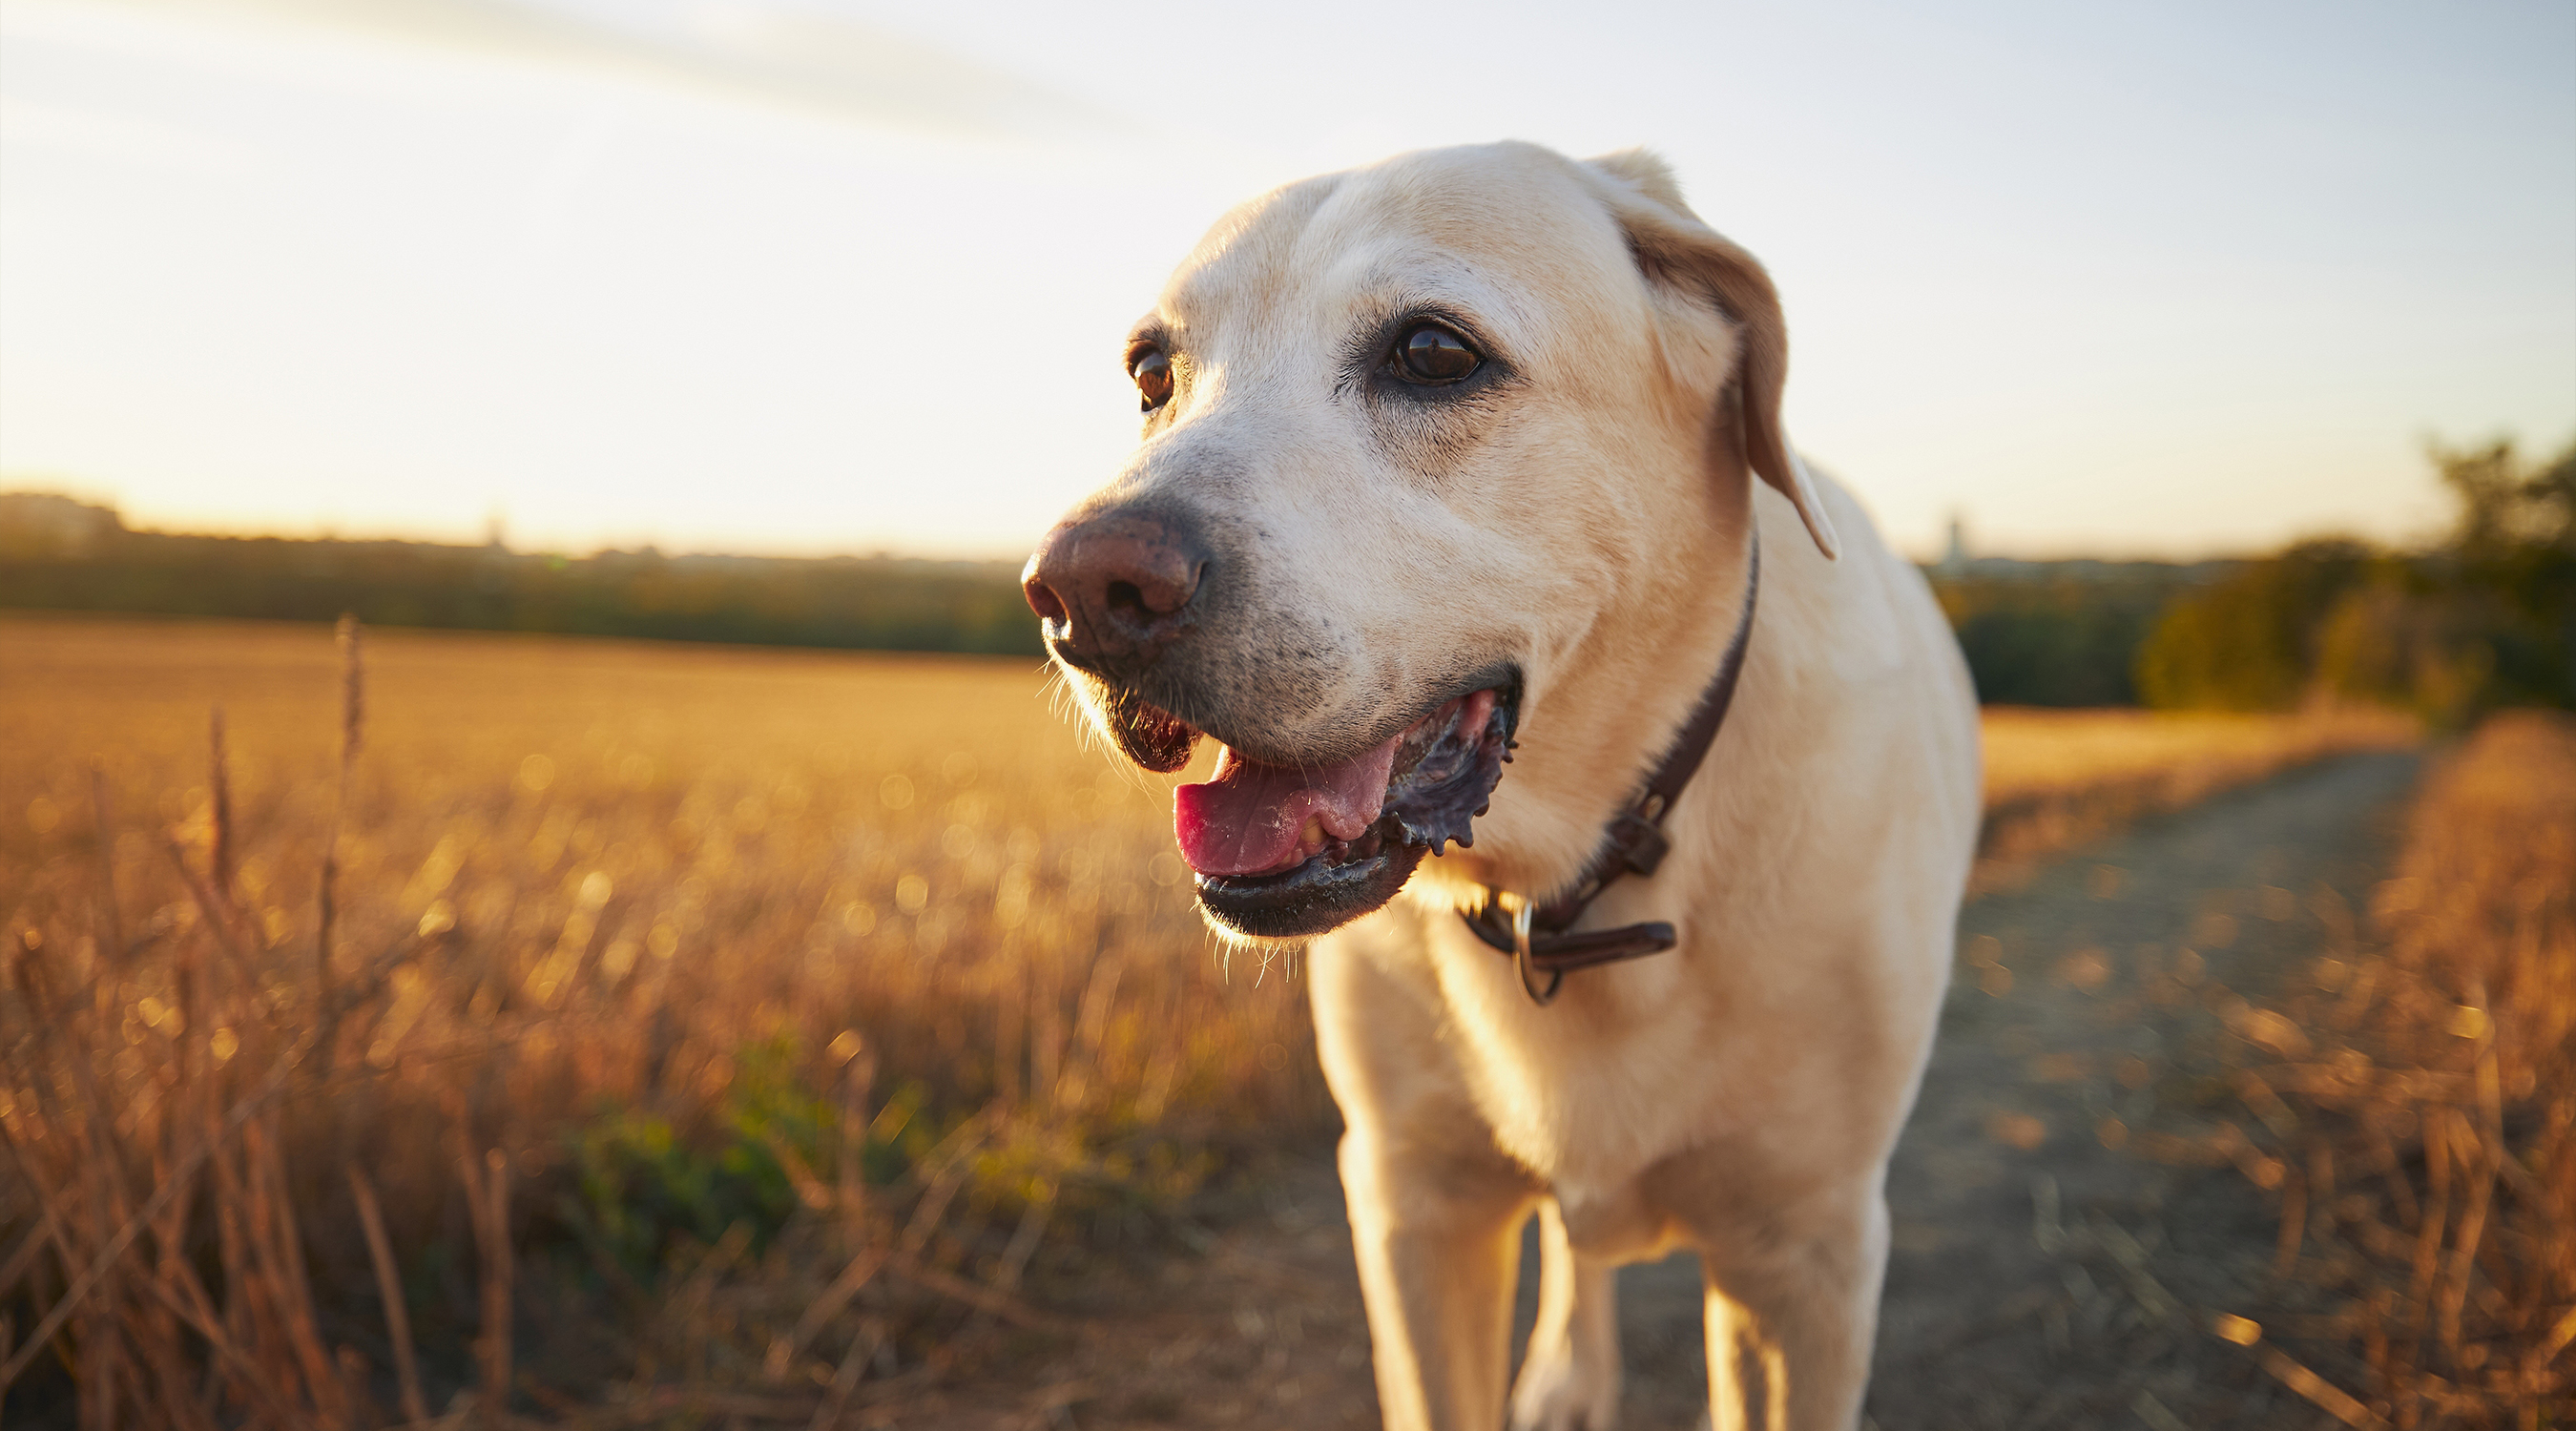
[1301, 816, 1324, 847]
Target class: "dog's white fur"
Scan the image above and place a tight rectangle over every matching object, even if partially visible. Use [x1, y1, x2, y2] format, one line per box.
[1052, 142, 1979, 1429]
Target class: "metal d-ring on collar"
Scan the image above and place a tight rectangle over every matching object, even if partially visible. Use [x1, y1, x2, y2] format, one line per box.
[1462, 533, 1761, 1006]
[1504, 894, 1557, 1006]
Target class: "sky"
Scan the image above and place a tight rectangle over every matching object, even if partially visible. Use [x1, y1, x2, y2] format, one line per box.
[1, 0, 2569, 561]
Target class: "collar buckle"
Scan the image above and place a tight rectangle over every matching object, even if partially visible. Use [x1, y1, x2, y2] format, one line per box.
[1603, 811, 1672, 877]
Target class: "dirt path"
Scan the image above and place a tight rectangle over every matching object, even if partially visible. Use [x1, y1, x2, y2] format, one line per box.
[923, 752, 2422, 1429]
[1861, 750, 2421, 1427]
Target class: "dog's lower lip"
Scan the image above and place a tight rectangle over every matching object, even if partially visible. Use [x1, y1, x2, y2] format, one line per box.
[1193, 840, 1428, 939]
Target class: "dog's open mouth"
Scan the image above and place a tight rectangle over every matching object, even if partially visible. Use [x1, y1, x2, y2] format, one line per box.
[1166, 687, 1516, 939]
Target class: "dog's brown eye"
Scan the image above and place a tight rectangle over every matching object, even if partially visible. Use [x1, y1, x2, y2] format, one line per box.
[1130, 344, 1174, 411]
[1395, 323, 1479, 384]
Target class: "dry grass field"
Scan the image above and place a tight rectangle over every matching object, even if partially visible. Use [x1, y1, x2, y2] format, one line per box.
[0, 614, 2429, 1424]
[1976, 706, 2420, 890]
[2203, 711, 2575, 1421]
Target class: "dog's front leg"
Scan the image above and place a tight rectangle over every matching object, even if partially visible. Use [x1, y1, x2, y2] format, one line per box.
[1312, 929, 1533, 1431]
[1507, 1197, 1621, 1431]
[1693, 1174, 1889, 1431]
[1340, 1128, 1528, 1431]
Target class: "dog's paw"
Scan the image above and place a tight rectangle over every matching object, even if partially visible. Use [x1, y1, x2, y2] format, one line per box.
[1506, 1344, 1620, 1431]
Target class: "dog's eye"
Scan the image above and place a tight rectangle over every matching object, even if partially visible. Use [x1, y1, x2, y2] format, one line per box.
[1129, 343, 1174, 411]
[1394, 323, 1480, 384]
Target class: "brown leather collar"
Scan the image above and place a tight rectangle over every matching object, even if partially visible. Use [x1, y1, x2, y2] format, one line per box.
[1461, 532, 1760, 1004]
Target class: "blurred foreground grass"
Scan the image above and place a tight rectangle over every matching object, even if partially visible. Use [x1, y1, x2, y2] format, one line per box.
[0, 615, 2420, 1422]
[2203, 712, 2574, 1421]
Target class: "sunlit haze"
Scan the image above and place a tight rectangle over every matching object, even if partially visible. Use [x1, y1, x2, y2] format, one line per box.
[3, 0, 2569, 560]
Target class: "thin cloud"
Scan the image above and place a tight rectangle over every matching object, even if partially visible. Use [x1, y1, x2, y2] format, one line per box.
[99, 0, 1134, 141]
[0, 96, 268, 179]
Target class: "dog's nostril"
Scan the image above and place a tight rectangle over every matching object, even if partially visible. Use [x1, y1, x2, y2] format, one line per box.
[1105, 579, 1149, 616]
[1024, 577, 1070, 625]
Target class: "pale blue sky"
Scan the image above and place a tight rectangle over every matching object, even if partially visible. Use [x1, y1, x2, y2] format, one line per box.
[2, 0, 2569, 559]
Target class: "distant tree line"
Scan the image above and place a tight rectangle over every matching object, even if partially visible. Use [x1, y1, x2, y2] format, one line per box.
[2132, 439, 2574, 722]
[1928, 562, 2223, 706]
[6, 439, 2567, 715]
[1922, 438, 2573, 716]
[0, 500, 1043, 657]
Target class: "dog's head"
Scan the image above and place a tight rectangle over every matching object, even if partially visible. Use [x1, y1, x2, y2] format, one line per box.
[1023, 142, 1838, 941]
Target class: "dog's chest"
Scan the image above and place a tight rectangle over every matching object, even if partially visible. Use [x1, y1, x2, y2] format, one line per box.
[1429, 929, 1743, 1185]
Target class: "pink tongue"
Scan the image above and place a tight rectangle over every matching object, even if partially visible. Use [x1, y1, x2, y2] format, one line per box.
[1174, 737, 1402, 877]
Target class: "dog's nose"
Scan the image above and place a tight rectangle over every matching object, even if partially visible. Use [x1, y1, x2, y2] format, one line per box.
[1022, 511, 1206, 674]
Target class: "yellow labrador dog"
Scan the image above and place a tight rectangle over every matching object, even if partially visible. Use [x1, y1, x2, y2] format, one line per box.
[1023, 141, 1980, 1431]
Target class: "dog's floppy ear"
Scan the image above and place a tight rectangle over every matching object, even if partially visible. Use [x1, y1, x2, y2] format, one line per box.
[1585, 150, 1840, 560]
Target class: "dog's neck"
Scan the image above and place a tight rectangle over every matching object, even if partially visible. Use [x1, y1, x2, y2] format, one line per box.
[1454, 531, 1760, 1001]
[1411, 506, 1764, 926]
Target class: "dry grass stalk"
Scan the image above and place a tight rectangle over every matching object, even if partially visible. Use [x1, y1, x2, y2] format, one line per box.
[210, 707, 237, 902]
[347, 1165, 429, 1423]
[317, 614, 364, 1036]
[461, 1147, 514, 1420]
[86, 765, 122, 973]
[804, 1325, 877, 1431]
[764, 1245, 892, 1381]
[2251, 1339, 2391, 1429]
